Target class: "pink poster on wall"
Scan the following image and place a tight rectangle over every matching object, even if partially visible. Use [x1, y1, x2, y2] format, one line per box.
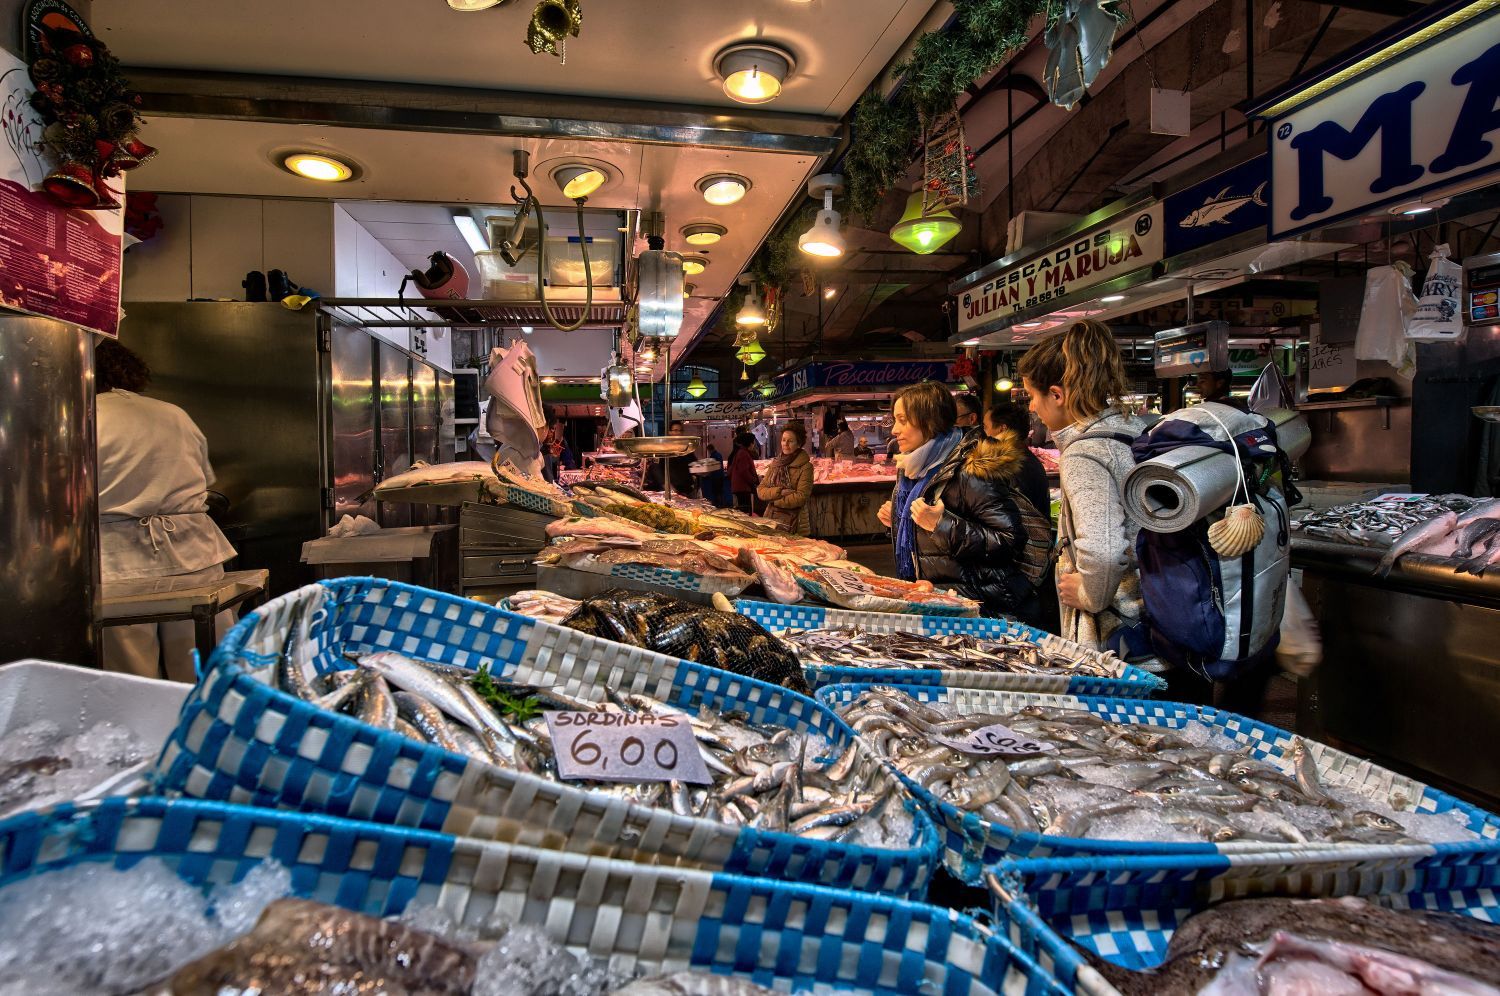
[0, 50, 123, 338]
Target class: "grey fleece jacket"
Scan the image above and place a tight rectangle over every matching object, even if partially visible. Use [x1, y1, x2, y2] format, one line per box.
[1054, 406, 1146, 649]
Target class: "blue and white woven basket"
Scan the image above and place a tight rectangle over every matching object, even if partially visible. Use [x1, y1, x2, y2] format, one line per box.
[991, 848, 1500, 995]
[153, 578, 939, 897]
[816, 683, 1500, 882]
[735, 600, 1166, 698]
[0, 796, 1070, 996]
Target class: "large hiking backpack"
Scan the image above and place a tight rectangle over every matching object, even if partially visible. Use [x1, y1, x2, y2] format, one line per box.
[1127, 402, 1299, 682]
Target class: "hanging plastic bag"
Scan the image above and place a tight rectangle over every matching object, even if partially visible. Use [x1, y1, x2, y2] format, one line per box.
[1407, 244, 1465, 343]
[1355, 262, 1418, 373]
[1276, 571, 1322, 678]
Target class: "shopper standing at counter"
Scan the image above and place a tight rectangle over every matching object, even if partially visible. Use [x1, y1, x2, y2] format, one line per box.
[758, 424, 815, 534]
[728, 432, 760, 515]
[1019, 321, 1145, 650]
[95, 340, 238, 682]
[877, 382, 1045, 624]
[953, 392, 982, 430]
[985, 401, 1051, 526]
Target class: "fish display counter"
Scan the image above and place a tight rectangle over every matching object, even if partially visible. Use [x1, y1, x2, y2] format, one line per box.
[755, 457, 898, 540]
[1289, 493, 1500, 808]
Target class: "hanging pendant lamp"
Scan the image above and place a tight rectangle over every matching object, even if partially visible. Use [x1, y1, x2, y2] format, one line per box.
[737, 338, 767, 366]
[890, 191, 962, 254]
[686, 374, 708, 398]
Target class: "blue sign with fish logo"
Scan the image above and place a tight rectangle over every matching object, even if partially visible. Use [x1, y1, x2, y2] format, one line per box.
[1163, 155, 1270, 258]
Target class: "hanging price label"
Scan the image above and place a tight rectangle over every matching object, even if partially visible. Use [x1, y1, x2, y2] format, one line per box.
[936, 723, 1056, 757]
[544, 711, 713, 784]
[812, 567, 881, 596]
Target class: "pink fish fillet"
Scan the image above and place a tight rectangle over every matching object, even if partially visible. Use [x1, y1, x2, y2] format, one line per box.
[1255, 931, 1500, 996]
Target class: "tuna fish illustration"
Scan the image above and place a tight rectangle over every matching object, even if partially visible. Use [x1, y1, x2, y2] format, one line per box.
[1179, 181, 1267, 228]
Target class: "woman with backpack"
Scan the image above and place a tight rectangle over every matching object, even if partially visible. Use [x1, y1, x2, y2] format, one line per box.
[1018, 320, 1146, 650]
[876, 382, 1051, 625]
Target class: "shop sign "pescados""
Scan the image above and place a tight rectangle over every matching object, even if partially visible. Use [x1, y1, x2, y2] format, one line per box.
[956, 204, 1164, 334]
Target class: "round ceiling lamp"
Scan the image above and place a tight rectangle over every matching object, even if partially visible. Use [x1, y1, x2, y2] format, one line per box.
[714, 42, 795, 104]
[281, 152, 356, 182]
[798, 173, 845, 258]
[681, 255, 709, 276]
[697, 173, 751, 206]
[889, 191, 962, 255]
[446, 0, 503, 9]
[682, 223, 727, 247]
[686, 375, 708, 398]
[552, 163, 607, 201]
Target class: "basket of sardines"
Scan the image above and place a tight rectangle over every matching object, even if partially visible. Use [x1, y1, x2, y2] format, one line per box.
[816, 684, 1499, 882]
[153, 578, 939, 897]
[989, 849, 1500, 995]
[0, 795, 1070, 996]
[735, 599, 1165, 697]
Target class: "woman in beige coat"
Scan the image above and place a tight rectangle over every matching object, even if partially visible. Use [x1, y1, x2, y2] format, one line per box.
[758, 423, 815, 535]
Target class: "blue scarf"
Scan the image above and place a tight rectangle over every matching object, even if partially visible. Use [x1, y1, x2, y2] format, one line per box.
[891, 428, 962, 580]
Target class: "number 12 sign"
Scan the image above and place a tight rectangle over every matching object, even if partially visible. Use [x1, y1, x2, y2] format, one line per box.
[544, 711, 713, 784]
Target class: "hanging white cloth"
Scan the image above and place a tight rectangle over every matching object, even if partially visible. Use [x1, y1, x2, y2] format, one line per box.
[484, 341, 546, 477]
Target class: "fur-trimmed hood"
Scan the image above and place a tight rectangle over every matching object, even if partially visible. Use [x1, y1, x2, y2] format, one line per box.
[960, 427, 1028, 482]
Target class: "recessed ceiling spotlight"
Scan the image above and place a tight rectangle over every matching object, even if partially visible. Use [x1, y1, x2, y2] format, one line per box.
[280, 151, 356, 182]
[962, 339, 980, 346]
[1100, 294, 1126, 303]
[552, 163, 607, 201]
[1016, 321, 1043, 328]
[1392, 197, 1448, 215]
[540, 376, 559, 384]
[697, 173, 751, 206]
[681, 255, 709, 276]
[823, 286, 837, 299]
[714, 42, 796, 104]
[682, 223, 727, 246]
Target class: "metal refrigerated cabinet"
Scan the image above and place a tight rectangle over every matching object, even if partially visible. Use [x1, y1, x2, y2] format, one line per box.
[116, 303, 451, 595]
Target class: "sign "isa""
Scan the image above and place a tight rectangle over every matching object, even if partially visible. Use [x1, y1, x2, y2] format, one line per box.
[1260, 2, 1500, 238]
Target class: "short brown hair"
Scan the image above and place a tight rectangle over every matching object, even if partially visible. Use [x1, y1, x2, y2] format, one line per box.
[892, 381, 956, 438]
[780, 421, 807, 447]
[95, 339, 151, 393]
[1017, 319, 1127, 424]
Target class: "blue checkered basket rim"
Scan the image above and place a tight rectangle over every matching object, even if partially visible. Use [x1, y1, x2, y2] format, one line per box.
[0, 796, 1070, 996]
[815, 683, 1500, 884]
[153, 578, 939, 897]
[992, 849, 1500, 992]
[499, 483, 572, 518]
[734, 600, 1166, 698]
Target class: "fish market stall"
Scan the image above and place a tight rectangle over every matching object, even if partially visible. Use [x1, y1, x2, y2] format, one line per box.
[1289, 494, 1500, 808]
[752, 456, 898, 540]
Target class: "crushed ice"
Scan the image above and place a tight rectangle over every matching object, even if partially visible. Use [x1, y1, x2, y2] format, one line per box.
[0, 720, 149, 819]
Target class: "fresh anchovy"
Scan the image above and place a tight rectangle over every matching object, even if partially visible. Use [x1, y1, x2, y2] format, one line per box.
[358, 651, 504, 756]
[313, 669, 369, 713]
[356, 675, 398, 730]
[394, 691, 462, 753]
[835, 687, 1464, 848]
[780, 626, 1119, 677]
[274, 601, 318, 702]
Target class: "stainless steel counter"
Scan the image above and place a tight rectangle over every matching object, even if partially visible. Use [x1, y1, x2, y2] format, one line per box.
[1293, 535, 1500, 809]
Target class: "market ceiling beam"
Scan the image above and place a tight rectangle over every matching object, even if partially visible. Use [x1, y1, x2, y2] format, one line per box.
[122, 69, 842, 157]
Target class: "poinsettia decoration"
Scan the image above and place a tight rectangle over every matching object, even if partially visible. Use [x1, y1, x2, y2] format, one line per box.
[124, 190, 162, 243]
[27, 25, 155, 210]
[950, 355, 978, 379]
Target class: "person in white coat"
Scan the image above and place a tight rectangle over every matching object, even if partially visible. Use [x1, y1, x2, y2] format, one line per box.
[96, 340, 237, 682]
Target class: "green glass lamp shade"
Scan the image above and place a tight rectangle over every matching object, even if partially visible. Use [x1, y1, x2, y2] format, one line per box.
[737, 338, 767, 366]
[685, 376, 708, 398]
[890, 191, 961, 254]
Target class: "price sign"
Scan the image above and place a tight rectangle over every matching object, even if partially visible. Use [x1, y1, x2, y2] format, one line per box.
[937, 724, 1056, 757]
[812, 567, 880, 596]
[544, 711, 712, 784]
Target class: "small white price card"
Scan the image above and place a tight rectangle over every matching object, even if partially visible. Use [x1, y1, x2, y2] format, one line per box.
[544, 711, 713, 784]
[813, 567, 880, 596]
[936, 723, 1056, 757]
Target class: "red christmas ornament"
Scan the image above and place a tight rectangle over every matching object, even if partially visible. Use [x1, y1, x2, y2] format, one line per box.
[42, 161, 99, 208]
[91, 170, 120, 210]
[62, 43, 93, 68]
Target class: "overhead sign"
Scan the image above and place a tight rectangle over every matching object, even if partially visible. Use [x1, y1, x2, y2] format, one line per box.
[956, 203, 1164, 334]
[1258, 3, 1500, 237]
[1163, 156, 1269, 257]
[768, 360, 954, 400]
[670, 400, 764, 420]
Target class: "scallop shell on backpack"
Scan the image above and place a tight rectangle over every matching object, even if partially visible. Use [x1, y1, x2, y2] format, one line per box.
[1208, 504, 1265, 558]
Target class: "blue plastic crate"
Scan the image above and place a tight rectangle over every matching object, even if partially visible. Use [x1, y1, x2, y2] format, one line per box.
[153, 578, 940, 897]
[993, 849, 1500, 994]
[0, 796, 1071, 996]
[734, 599, 1166, 698]
[816, 683, 1500, 883]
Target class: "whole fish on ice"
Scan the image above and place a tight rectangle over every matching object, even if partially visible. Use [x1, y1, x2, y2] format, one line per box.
[1375, 510, 1458, 577]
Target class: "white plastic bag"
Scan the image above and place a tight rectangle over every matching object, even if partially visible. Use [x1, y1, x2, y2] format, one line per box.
[1407, 244, 1465, 342]
[1276, 572, 1322, 678]
[1355, 262, 1417, 373]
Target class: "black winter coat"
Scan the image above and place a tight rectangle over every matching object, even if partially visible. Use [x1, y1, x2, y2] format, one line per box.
[901, 428, 1044, 624]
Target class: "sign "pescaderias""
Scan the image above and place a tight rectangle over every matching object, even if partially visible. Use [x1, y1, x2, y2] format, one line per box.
[956, 204, 1164, 334]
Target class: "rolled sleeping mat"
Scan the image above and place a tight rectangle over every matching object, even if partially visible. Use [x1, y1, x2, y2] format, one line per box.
[1261, 407, 1311, 462]
[1123, 444, 1241, 533]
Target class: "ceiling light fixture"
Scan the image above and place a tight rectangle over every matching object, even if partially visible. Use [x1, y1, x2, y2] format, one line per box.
[281, 152, 355, 182]
[552, 163, 607, 201]
[697, 173, 751, 206]
[890, 191, 962, 254]
[521, 325, 534, 335]
[1392, 196, 1449, 215]
[453, 214, 488, 254]
[682, 223, 727, 246]
[823, 286, 836, 299]
[962, 339, 980, 347]
[737, 338, 767, 366]
[798, 173, 845, 258]
[995, 377, 1015, 392]
[1100, 294, 1126, 303]
[686, 375, 708, 398]
[714, 42, 795, 104]
[681, 255, 709, 276]
[1016, 321, 1042, 328]
[736, 274, 766, 326]
[684, 283, 696, 298]
[541, 376, 559, 385]
[447, 0, 503, 8]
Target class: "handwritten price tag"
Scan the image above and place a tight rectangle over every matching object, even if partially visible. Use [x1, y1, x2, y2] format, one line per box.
[814, 567, 880, 596]
[937, 723, 1055, 757]
[544, 711, 712, 785]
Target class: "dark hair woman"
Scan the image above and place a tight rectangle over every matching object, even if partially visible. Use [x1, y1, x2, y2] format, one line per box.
[877, 381, 1051, 623]
[728, 432, 760, 515]
[1018, 319, 1144, 648]
[757, 421, 814, 534]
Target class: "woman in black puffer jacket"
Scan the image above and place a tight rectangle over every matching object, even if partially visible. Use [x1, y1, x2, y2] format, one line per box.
[880, 382, 1051, 626]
